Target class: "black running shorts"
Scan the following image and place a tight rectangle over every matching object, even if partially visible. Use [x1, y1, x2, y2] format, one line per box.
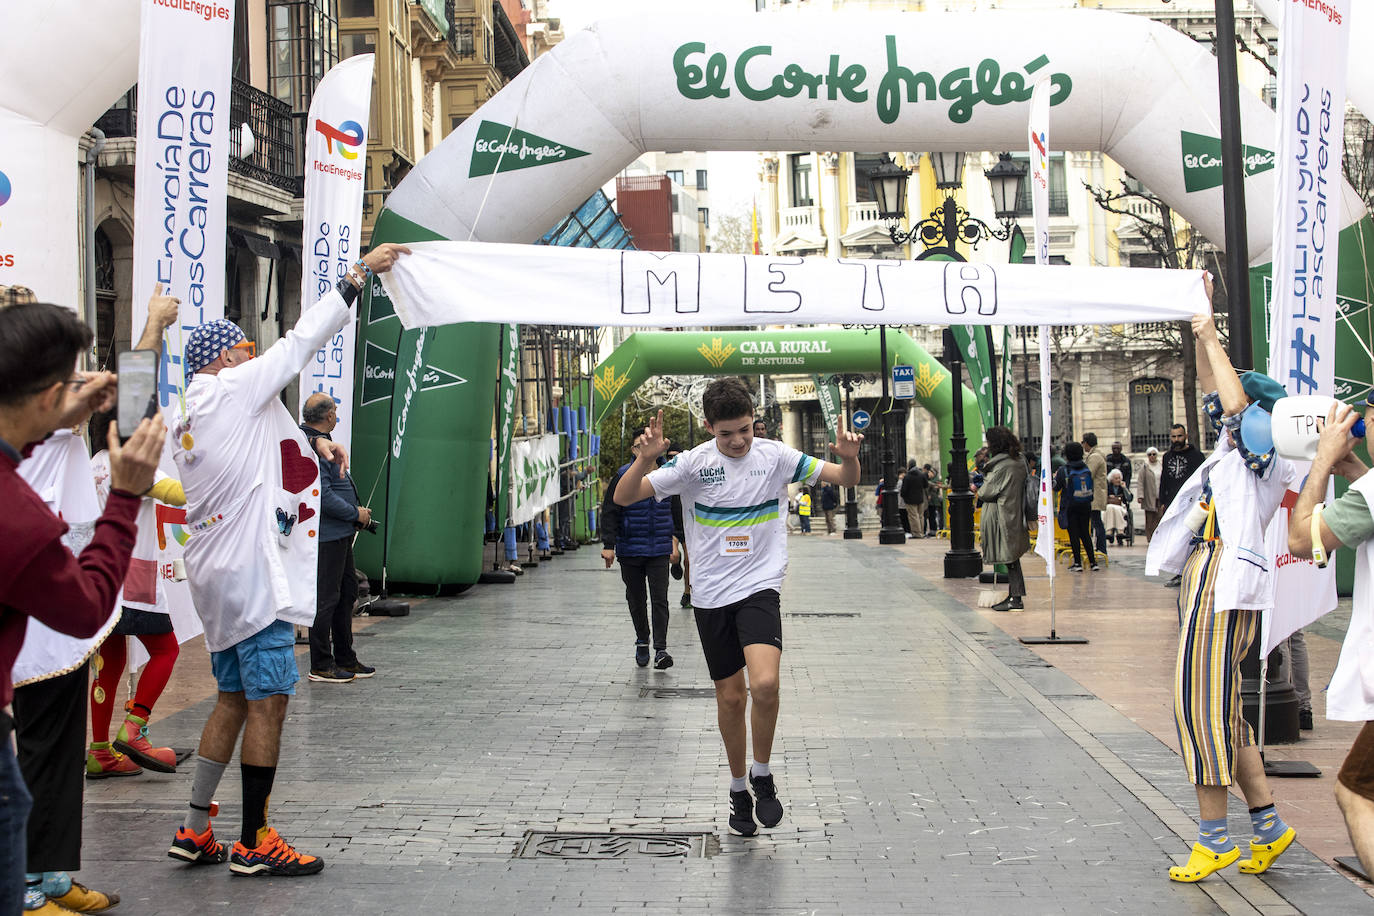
[693, 589, 782, 682]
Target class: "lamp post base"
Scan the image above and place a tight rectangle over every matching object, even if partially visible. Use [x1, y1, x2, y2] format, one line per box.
[879, 528, 906, 545]
[843, 529, 863, 540]
[943, 549, 982, 579]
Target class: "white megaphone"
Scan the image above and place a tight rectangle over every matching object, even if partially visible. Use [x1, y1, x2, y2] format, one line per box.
[1268, 395, 1366, 461]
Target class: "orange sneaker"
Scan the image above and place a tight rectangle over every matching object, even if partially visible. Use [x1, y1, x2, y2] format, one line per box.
[168, 812, 229, 866]
[113, 714, 177, 773]
[229, 827, 324, 877]
[85, 743, 141, 779]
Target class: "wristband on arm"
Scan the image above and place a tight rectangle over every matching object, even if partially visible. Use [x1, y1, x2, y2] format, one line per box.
[1311, 503, 1328, 568]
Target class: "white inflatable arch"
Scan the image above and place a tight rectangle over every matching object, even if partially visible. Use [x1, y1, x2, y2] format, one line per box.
[385, 9, 1364, 264]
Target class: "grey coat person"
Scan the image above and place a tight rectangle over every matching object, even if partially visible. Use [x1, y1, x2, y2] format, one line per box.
[978, 452, 1031, 564]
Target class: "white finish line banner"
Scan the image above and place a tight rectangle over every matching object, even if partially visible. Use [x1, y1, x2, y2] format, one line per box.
[381, 242, 1208, 329]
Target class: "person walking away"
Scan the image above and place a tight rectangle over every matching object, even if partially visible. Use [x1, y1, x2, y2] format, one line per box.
[901, 463, 928, 538]
[1082, 432, 1109, 555]
[797, 488, 812, 535]
[613, 380, 862, 838]
[1288, 398, 1374, 877]
[820, 482, 840, 535]
[1146, 279, 1298, 883]
[979, 427, 1030, 611]
[166, 243, 408, 879]
[1055, 442, 1098, 571]
[1140, 447, 1162, 541]
[601, 435, 678, 670]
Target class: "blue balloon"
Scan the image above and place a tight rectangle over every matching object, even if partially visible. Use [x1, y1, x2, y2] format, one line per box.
[1239, 403, 1273, 455]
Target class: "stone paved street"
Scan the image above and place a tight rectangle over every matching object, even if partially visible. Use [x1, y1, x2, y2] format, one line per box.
[77, 535, 1373, 914]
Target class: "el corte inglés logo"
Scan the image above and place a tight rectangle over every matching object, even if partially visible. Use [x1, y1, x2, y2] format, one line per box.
[1180, 130, 1274, 193]
[470, 121, 590, 177]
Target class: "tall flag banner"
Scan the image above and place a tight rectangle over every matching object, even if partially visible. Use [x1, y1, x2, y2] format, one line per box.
[1029, 80, 1056, 573]
[950, 326, 998, 429]
[752, 196, 761, 255]
[128, 0, 235, 654]
[812, 374, 843, 435]
[131, 0, 235, 410]
[1262, 0, 1351, 654]
[496, 323, 520, 529]
[299, 54, 375, 452]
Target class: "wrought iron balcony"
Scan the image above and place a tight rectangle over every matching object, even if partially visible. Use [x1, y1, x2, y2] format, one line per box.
[229, 77, 303, 197]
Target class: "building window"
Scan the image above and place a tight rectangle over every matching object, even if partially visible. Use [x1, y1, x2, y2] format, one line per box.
[340, 0, 373, 16]
[268, 0, 340, 114]
[695, 169, 708, 190]
[1017, 382, 1074, 457]
[698, 207, 709, 229]
[790, 154, 813, 207]
[1129, 377, 1173, 452]
[1012, 153, 1068, 217]
[852, 152, 887, 203]
[665, 169, 684, 186]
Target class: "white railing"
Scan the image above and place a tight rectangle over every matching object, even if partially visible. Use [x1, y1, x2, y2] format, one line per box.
[781, 205, 822, 233]
[847, 201, 881, 226]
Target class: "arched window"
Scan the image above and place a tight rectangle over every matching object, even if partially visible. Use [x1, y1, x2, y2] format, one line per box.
[94, 227, 116, 298]
[1017, 381, 1073, 457]
[1129, 377, 1173, 451]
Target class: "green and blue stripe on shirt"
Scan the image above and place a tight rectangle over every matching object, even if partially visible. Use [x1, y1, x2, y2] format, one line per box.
[694, 499, 781, 528]
[791, 454, 821, 483]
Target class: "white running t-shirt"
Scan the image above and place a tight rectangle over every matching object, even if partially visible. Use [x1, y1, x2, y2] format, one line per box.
[646, 438, 824, 609]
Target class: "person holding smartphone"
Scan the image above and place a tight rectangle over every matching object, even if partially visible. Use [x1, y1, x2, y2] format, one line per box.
[167, 243, 408, 880]
[0, 297, 167, 916]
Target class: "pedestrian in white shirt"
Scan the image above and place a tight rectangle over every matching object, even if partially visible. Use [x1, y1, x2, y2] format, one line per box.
[165, 243, 408, 879]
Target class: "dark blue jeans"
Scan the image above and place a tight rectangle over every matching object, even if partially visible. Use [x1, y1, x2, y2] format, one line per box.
[0, 713, 32, 915]
[619, 555, 670, 651]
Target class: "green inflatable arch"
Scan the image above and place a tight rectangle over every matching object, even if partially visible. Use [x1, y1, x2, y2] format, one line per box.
[591, 329, 982, 468]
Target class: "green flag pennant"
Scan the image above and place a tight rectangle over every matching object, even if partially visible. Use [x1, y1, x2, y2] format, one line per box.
[469, 120, 591, 177]
[1180, 130, 1275, 193]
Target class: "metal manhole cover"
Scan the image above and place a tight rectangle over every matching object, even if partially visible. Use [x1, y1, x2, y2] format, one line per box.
[786, 612, 860, 618]
[639, 687, 717, 698]
[517, 831, 714, 859]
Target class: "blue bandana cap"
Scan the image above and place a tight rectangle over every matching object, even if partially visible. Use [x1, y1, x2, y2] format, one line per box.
[1239, 371, 1287, 413]
[184, 319, 246, 384]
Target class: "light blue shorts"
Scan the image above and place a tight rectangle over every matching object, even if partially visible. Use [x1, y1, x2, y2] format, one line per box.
[209, 620, 299, 701]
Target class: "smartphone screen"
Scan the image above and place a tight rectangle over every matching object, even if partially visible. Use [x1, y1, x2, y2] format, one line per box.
[116, 349, 159, 439]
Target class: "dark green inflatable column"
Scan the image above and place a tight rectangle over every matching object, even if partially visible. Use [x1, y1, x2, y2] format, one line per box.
[353, 209, 498, 588]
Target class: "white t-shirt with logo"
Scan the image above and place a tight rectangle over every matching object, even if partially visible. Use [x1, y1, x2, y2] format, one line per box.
[646, 438, 824, 609]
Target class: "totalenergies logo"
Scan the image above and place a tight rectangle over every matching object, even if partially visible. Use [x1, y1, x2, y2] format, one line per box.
[314, 119, 363, 159]
[1030, 130, 1048, 170]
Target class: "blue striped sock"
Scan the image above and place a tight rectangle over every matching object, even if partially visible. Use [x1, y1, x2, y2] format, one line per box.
[1250, 804, 1288, 844]
[1198, 816, 1232, 852]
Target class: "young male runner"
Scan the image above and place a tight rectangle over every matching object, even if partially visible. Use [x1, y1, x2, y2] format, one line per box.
[613, 378, 861, 836]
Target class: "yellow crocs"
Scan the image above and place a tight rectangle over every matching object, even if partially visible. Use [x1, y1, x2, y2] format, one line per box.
[1238, 826, 1297, 874]
[1168, 842, 1241, 882]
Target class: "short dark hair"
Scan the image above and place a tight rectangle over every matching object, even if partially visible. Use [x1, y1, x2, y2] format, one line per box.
[1064, 441, 1084, 461]
[702, 378, 754, 425]
[1082, 432, 1097, 448]
[301, 393, 336, 424]
[1170, 423, 1186, 433]
[985, 425, 1021, 458]
[0, 302, 92, 407]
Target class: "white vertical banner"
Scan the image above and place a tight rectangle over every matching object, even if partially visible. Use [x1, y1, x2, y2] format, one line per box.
[130, 0, 235, 406]
[1262, 0, 1350, 654]
[1029, 80, 1055, 574]
[299, 54, 375, 451]
[128, 0, 235, 654]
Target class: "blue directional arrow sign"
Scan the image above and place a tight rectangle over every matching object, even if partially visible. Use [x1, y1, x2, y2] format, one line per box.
[893, 365, 915, 400]
[851, 409, 871, 430]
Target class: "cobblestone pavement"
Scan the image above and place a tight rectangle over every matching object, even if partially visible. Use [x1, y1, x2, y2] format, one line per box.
[76, 536, 1372, 914]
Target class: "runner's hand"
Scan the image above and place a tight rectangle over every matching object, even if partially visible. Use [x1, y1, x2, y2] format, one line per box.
[1315, 402, 1360, 469]
[830, 414, 863, 460]
[107, 416, 167, 495]
[601, 548, 615, 569]
[639, 410, 670, 462]
[363, 243, 412, 275]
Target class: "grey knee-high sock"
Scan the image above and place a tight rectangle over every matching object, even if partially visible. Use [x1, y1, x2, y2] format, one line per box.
[184, 755, 229, 831]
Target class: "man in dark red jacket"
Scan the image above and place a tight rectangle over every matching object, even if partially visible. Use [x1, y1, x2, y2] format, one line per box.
[0, 300, 166, 915]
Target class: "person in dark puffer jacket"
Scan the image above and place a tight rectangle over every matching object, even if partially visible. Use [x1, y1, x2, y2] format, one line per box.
[602, 435, 680, 670]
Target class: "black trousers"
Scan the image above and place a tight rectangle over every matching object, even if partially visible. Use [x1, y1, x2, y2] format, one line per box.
[619, 555, 670, 650]
[1091, 509, 1108, 553]
[311, 538, 359, 671]
[12, 662, 88, 872]
[1065, 506, 1097, 568]
[1006, 558, 1026, 598]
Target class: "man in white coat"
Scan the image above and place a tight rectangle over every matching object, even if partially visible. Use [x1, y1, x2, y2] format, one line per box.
[165, 243, 408, 878]
[1287, 398, 1374, 878]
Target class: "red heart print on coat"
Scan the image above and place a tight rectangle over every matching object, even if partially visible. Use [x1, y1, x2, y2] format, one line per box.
[280, 439, 318, 494]
[297, 502, 316, 524]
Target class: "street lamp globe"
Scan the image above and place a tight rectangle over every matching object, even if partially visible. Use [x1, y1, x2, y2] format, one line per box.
[984, 152, 1028, 223]
[867, 155, 911, 223]
[928, 150, 966, 191]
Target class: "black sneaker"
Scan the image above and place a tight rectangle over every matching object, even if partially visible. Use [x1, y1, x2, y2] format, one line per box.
[1299, 708, 1314, 730]
[1068, 564, 1083, 572]
[1090, 564, 1101, 572]
[653, 650, 674, 670]
[680, 593, 693, 609]
[635, 642, 650, 667]
[990, 596, 1023, 612]
[749, 771, 783, 827]
[728, 789, 757, 836]
[340, 661, 376, 679]
[307, 667, 355, 683]
[1166, 574, 1183, 588]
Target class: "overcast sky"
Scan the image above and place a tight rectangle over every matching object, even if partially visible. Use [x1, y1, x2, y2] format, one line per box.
[550, 0, 763, 224]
